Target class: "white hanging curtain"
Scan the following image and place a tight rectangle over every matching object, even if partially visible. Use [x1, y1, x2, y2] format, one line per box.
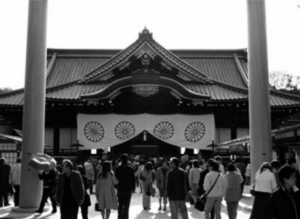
[77, 113, 215, 150]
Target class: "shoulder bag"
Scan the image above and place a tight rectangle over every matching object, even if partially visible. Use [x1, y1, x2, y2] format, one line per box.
[195, 173, 220, 212]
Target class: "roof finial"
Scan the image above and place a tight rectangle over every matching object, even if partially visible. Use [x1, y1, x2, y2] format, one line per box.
[139, 27, 153, 40]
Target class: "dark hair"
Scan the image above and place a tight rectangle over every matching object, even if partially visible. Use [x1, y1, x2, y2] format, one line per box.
[199, 160, 204, 166]
[209, 160, 219, 171]
[288, 157, 296, 165]
[63, 159, 73, 170]
[270, 160, 281, 170]
[226, 163, 236, 172]
[145, 162, 153, 171]
[76, 165, 84, 175]
[99, 161, 112, 179]
[259, 162, 271, 173]
[121, 154, 128, 164]
[278, 164, 296, 185]
[193, 160, 200, 168]
[161, 158, 169, 167]
[171, 157, 180, 167]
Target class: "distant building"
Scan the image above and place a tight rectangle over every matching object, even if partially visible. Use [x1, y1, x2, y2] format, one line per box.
[0, 29, 299, 159]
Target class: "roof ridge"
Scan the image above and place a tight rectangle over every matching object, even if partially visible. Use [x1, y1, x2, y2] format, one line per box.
[75, 29, 214, 84]
[149, 40, 211, 83]
[270, 89, 300, 100]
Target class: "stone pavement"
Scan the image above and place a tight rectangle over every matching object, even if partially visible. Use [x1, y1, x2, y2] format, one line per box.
[0, 186, 252, 219]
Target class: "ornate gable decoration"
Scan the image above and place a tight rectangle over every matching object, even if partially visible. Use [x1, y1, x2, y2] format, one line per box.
[79, 28, 211, 84]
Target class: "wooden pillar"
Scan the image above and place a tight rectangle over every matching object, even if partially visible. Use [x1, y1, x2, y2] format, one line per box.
[247, 0, 272, 182]
[18, 0, 48, 210]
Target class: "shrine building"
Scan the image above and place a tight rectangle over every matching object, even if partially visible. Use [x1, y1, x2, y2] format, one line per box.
[0, 29, 299, 163]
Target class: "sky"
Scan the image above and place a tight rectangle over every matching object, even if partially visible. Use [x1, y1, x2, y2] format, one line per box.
[0, 0, 300, 90]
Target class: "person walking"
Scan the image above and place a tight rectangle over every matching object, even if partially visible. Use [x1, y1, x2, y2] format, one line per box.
[156, 158, 169, 211]
[9, 157, 21, 207]
[270, 160, 281, 187]
[265, 164, 300, 219]
[56, 159, 85, 219]
[223, 163, 243, 219]
[0, 157, 11, 207]
[245, 163, 251, 185]
[203, 159, 226, 219]
[115, 154, 135, 219]
[140, 161, 155, 210]
[189, 160, 202, 205]
[250, 162, 277, 219]
[76, 165, 91, 219]
[236, 158, 246, 194]
[96, 161, 118, 219]
[84, 159, 95, 194]
[167, 157, 189, 219]
[199, 159, 215, 219]
[36, 168, 58, 214]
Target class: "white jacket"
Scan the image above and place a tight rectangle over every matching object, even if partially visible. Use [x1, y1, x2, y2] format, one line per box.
[254, 169, 277, 193]
[204, 171, 226, 197]
[10, 163, 21, 185]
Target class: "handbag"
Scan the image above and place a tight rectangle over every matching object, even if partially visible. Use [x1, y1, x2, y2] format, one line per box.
[94, 202, 100, 211]
[195, 174, 220, 212]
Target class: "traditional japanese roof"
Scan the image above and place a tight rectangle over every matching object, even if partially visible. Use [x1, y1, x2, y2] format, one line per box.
[0, 28, 299, 107]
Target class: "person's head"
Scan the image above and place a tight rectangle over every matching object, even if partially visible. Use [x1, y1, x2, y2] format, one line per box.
[288, 157, 297, 168]
[208, 159, 219, 172]
[145, 162, 153, 171]
[16, 157, 21, 163]
[188, 160, 193, 168]
[270, 160, 281, 173]
[0, 157, 5, 165]
[170, 157, 180, 169]
[120, 153, 128, 165]
[226, 163, 236, 172]
[62, 159, 73, 174]
[278, 164, 296, 190]
[161, 159, 169, 168]
[193, 160, 200, 168]
[259, 162, 271, 173]
[99, 161, 112, 178]
[214, 156, 222, 164]
[76, 165, 84, 175]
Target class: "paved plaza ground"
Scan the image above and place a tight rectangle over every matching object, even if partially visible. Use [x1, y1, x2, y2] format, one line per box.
[0, 186, 252, 219]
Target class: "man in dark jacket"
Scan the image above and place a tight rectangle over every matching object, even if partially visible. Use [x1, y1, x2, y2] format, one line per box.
[56, 159, 85, 219]
[265, 164, 300, 219]
[167, 157, 189, 219]
[115, 154, 135, 219]
[0, 157, 11, 207]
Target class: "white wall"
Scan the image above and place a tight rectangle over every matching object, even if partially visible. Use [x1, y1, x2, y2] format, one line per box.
[45, 128, 54, 149]
[59, 128, 77, 149]
[237, 128, 249, 138]
[216, 128, 231, 143]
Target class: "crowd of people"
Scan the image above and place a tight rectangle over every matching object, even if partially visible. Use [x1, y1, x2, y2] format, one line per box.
[1, 151, 300, 219]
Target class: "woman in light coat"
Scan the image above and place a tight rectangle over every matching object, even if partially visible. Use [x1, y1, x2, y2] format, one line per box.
[140, 162, 155, 210]
[250, 162, 277, 219]
[189, 160, 202, 204]
[96, 161, 118, 219]
[155, 159, 169, 211]
[224, 163, 243, 219]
